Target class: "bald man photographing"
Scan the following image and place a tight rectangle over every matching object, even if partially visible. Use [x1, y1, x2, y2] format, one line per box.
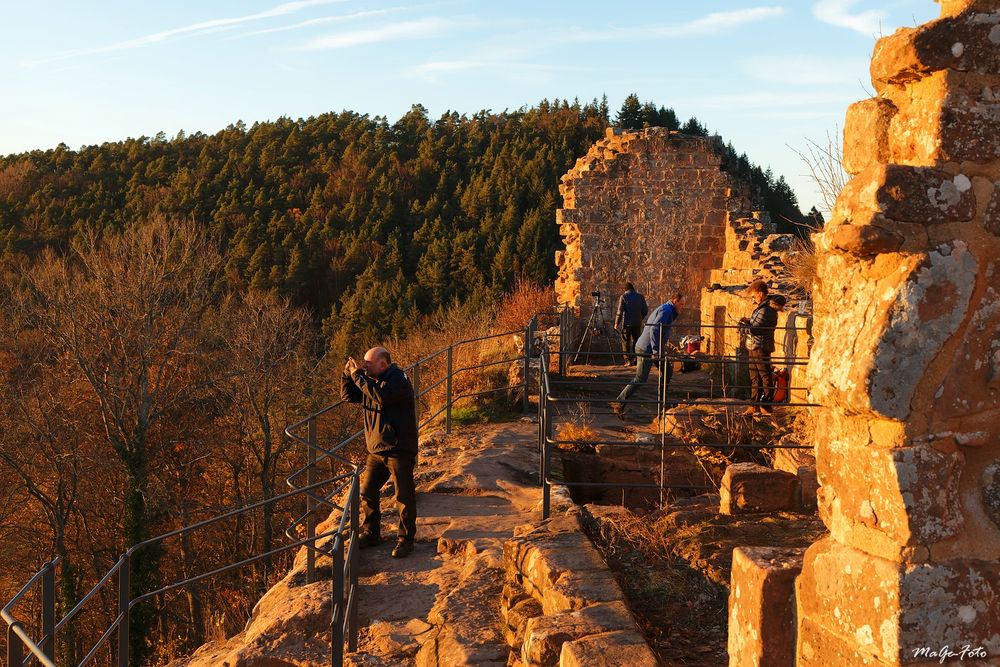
[342, 346, 419, 558]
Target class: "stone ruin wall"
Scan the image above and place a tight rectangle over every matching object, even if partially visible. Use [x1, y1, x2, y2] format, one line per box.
[555, 127, 755, 329]
[699, 214, 814, 402]
[795, 1, 1000, 664]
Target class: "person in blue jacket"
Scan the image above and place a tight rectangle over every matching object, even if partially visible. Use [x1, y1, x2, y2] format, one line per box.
[611, 293, 683, 416]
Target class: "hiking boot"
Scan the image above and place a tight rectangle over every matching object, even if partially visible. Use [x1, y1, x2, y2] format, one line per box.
[356, 533, 381, 549]
[391, 539, 414, 558]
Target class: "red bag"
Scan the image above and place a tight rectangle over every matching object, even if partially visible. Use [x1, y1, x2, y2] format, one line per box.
[772, 369, 790, 403]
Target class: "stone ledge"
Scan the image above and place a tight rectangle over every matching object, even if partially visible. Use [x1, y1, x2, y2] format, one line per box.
[720, 462, 798, 515]
[728, 546, 806, 667]
[559, 629, 659, 667]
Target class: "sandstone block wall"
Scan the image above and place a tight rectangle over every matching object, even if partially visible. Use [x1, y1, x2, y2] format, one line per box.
[697, 201, 812, 400]
[555, 127, 755, 326]
[797, 2, 1000, 664]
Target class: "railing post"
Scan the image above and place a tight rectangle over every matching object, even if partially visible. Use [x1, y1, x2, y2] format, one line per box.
[523, 317, 535, 414]
[540, 356, 550, 520]
[411, 363, 421, 424]
[8, 624, 24, 667]
[445, 346, 453, 435]
[117, 555, 129, 667]
[561, 307, 569, 376]
[307, 417, 317, 584]
[42, 561, 55, 660]
[348, 476, 360, 652]
[330, 540, 344, 667]
[658, 323, 665, 421]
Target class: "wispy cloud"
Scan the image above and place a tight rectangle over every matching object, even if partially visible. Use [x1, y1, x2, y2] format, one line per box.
[741, 55, 869, 85]
[25, 0, 347, 65]
[560, 7, 786, 43]
[812, 0, 886, 36]
[235, 8, 402, 39]
[294, 18, 455, 50]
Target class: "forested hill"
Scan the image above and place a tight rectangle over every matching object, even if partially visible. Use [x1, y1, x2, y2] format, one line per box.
[0, 97, 806, 355]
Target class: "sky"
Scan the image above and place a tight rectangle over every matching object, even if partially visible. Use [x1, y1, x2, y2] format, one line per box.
[0, 0, 941, 213]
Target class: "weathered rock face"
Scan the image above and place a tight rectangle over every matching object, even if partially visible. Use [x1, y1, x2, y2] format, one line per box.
[554, 127, 755, 324]
[799, 1, 1000, 664]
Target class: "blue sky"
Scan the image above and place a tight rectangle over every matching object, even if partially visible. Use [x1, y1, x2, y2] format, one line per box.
[1, 1, 939, 212]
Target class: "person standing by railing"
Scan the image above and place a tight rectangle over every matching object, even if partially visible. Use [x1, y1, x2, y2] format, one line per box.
[614, 281, 649, 366]
[611, 292, 683, 417]
[342, 346, 418, 558]
[739, 280, 779, 415]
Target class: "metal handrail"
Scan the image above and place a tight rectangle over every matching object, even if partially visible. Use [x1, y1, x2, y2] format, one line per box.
[539, 313, 818, 518]
[3, 319, 539, 667]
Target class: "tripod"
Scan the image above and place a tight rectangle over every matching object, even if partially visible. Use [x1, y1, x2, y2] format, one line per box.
[572, 293, 616, 365]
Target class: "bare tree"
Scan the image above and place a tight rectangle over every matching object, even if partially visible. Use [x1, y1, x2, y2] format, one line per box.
[25, 218, 225, 664]
[788, 130, 848, 217]
[219, 289, 313, 592]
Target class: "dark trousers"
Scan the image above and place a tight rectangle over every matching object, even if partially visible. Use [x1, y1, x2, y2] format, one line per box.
[748, 349, 773, 405]
[616, 353, 672, 404]
[360, 453, 417, 542]
[621, 325, 642, 363]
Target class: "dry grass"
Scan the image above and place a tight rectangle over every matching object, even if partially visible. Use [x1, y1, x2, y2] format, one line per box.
[582, 510, 728, 666]
[556, 402, 597, 450]
[782, 234, 819, 296]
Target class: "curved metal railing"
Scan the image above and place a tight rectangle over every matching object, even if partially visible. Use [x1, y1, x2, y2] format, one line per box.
[3, 320, 539, 667]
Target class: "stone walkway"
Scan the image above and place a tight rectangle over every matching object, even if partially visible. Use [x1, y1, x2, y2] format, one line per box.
[173, 421, 543, 667]
[347, 422, 543, 666]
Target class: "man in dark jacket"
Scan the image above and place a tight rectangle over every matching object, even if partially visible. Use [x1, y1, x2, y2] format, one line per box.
[341, 346, 418, 558]
[741, 280, 779, 413]
[614, 282, 649, 366]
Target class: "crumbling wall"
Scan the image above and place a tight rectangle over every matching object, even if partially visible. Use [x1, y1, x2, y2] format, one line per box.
[698, 211, 812, 401]
[797, 1, 1000, 664]
[555, 127, 755, 325]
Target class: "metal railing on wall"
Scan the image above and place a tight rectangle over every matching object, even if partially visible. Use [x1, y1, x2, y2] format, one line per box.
[538, 319, 817, 519]
[2, 320, 539, 667]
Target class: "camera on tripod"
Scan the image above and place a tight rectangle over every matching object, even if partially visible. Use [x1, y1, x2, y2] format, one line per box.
[590, 290, 603, 305]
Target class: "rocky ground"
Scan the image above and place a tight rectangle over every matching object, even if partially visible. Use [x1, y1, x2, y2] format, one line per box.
[174, 361, 821, 667]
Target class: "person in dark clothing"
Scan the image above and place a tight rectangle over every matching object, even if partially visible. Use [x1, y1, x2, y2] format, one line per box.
[341, 346, 418, 558]
[611, 293, 683, 417]
[740, 281, 779, 414]
[614, 282, 649, 366]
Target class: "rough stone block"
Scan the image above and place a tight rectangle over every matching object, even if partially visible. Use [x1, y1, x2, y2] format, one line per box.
[797, 538, 1000, 664]
[503, 596, 544, 648]
[833, 164, 976, 225]
[558, 630, 658, 667]
[504, 524, 625, 615]
[930, 262, 1000, 421]
[843, 98, 897, 174]
[871, 11, 1000, 92]
[808, 243, 976, 422]
[728, 546, 806, 667]
[818, 437, 964, 559]
[828, 221, 905, 257]
[720, 463, 797, 515]
[521, 601, 635, 667]
[773, 447, 819, 512]
[888, 70, 1000, 165]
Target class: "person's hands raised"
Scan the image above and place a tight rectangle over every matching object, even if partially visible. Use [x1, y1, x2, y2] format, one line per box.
[345, 357, 360, 375]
